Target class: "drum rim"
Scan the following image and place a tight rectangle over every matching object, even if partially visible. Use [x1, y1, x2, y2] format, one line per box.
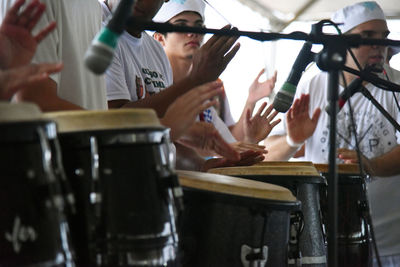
[177, 170, 298, 203]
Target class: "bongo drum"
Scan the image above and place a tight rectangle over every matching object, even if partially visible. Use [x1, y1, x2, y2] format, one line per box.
[177, 170, 300, 267]
[209, 162, 327, 267]
[44, 109, 180, 267]
[0, 103, 74, 267]
[315, 164, 372, 267]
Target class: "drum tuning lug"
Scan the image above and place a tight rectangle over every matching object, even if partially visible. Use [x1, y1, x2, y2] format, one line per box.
[102, 168, 113, 175]
[75, 168, 85, 177]
[26, 169, 36, 179]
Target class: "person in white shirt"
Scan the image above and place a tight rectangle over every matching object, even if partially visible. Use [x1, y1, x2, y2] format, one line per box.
[265, 2, 400, 266]
[153, 0, 280, 144]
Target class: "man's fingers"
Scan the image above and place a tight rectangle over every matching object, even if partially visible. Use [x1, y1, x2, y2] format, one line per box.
[255, 68, 265, 80]
[267, 110, 279, 122]
[222, 43, 240, 68]
[16, 0, 39, 27]
[255, 102, 268, 117]
[34, 21, 56, 43]
[27, 2, 46, 31]
[311, 108, 321, 124]
[3, 0, 26, 24]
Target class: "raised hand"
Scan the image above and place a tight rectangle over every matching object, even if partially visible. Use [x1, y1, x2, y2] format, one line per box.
[0, 0, 56, 68]
[287, 94, 321, 144]
[161, 80, 223, 141]
[247, 69, 277, 105]
[243, 102, 281, 143]
[188, 25, 240, 86]
[0, 62, 63, 99]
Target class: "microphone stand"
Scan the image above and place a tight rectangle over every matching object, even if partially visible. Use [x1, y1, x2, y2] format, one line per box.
[314, 37, 347, 267]
[358, 85, 400, 132]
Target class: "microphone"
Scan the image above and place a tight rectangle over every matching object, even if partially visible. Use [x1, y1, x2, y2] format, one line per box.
[84, 0, 135, 75]
[325, 77, 363, 116]
[273, 41, 314, 113]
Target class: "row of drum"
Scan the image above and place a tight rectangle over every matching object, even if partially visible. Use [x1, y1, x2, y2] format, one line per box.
[0, 103, 372, 267]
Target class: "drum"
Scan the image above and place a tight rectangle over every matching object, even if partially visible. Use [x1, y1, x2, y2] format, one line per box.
[315, 164, 372, 267]
[209, 162, 327, 267]
[0, 103, 74, 267]
[177, 170, 301, 267]
[44, 109, 180, 267]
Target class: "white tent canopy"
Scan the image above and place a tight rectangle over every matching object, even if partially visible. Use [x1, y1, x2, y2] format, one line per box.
[237, 0, 400, 31]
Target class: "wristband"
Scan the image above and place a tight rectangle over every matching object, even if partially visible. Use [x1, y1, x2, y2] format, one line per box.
[286, 135, 304, 148]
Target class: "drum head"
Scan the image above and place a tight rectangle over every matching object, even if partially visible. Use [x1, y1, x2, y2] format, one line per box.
[314, 163, 360, 175]
[44, 109, 164, 133]
[177, 170, 297, 203]
[208, 162, 324, 185]
[0, 102, 42, 122]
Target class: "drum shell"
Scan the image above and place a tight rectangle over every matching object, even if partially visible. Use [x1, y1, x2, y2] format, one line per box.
[58, 127, 177, 266]
[180, 187, 300, 267]
[210, 168, 327, 267]
[0, 121, 73, 267]
[319, 171, 372, 267]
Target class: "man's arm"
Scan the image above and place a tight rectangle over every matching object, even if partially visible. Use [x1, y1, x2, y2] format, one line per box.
[14, 78, 83, 111]
[109, 25, 240, 117]
[338, 146, 400, 177]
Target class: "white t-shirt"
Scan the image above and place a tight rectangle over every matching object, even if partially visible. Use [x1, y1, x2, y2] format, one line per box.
[0, 0, 108, 110]
[270, 65, 400, 256]
[105, 30, 173, 102]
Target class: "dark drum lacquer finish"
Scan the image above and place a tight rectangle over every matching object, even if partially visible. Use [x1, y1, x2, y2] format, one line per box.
[0, 120, 74, 267]
[58, 127, 180, 267]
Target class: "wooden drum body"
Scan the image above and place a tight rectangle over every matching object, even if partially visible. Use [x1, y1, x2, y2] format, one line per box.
[210, 162, 327, 267]
[315, 164, 372, 267]
[45, 109, 180, 267]
[0, 103, 74, 267]
[177, 170, 300, 267]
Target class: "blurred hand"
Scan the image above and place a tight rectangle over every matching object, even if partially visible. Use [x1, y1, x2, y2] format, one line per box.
[287, 94, 321, 144]
[247, 69, 277, 105]
[230, 141, 268, 154]
[188, 25, 240, 86]
[161, 80, 223, 141]
[243, 102, 281, 143]
[0, 0, 56, 68]
[337, 148, 375, 175]
[201, 150, 265, 171]
[177, 121, 240, 161]
[0, 62, 63, 99]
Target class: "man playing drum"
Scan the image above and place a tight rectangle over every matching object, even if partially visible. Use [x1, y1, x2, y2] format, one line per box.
[265, 2, 400, 266]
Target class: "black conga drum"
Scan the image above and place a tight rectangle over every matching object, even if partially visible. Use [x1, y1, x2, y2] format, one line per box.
[315, 164, 372, 267]
[0, 102, 74, 267]
[44, 109, 181, 267]
[177, 170, 301, 267]
[210, 162, 327, 267]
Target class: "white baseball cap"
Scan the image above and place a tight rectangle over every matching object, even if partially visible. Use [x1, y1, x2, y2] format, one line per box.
[331, 1, 386, 33]
[153, 0, 205, 23]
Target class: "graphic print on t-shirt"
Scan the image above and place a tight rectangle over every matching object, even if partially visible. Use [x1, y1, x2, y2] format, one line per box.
[135, 76, 144, 99]
[141, 68, 167, 97]
[318, 110, 397, 161]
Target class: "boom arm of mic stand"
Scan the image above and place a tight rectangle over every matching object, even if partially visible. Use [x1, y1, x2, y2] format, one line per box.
[359, 86, 400, 132]
[126, 18, 400, 48]
[343, 66, 400, 92]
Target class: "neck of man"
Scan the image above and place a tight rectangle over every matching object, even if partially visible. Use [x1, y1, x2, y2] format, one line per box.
[167, 54, 193, 83]
[127, 28, 142, 38]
